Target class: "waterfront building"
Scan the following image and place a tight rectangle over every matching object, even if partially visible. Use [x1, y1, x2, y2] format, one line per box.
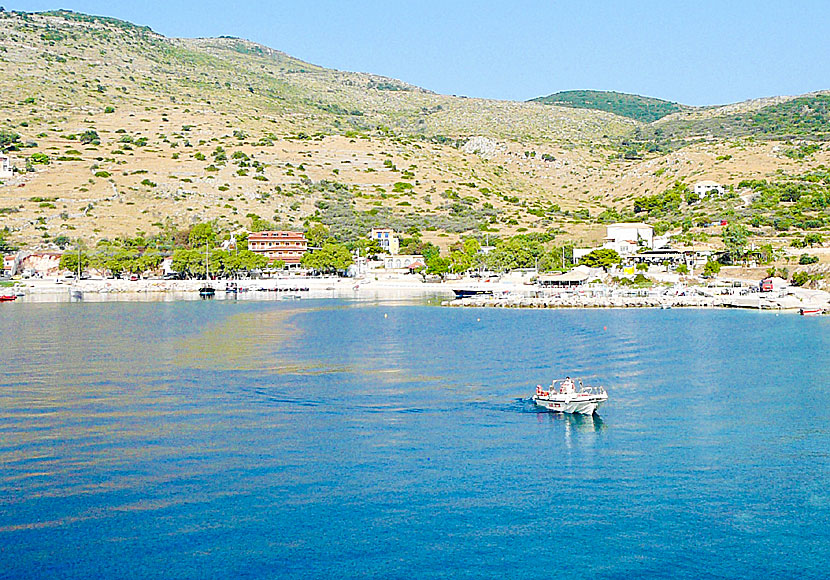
[248, 231, 308, 264]
[382, 254, 424, 270]
[604, 223, 654, 254]
[370, 228, 399, 255]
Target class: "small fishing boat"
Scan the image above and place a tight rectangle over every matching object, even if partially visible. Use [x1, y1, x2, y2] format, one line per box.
[799, 307, 824, 316]
[533, 377, 608, 415]
[0, 294, 17, 302]
[198, 242, 215, 298]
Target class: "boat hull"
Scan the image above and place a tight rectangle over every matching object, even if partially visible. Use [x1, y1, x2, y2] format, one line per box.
[532, 394, 606, 415]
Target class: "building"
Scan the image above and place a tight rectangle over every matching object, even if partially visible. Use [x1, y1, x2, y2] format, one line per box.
[248, 231, 308, 264]
[370, 228, 399, 255]
[694, 180, 725, 198]
[3, 254, 17, 277]
[603, 223, 654, 255]
[0, 154, 12, 179]
[537, 269, 590, 287]
[382, 254, 424, 270]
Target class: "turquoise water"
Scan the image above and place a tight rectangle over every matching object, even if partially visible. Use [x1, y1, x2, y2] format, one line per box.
[1, 301, 829, 579]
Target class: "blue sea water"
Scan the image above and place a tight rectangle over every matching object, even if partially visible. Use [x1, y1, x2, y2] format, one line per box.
[1, 300, 829, 579]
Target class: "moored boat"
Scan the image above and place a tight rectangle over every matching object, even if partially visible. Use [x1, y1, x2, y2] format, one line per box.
[452, 287, 494, 298]
[532, 377, 608, 415]
[0, 293, 17, 302]
[799, 307, 824, 316]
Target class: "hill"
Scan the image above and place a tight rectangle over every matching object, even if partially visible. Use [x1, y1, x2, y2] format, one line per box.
[0, 9, 829, 264]
[530, 90, 685, 122]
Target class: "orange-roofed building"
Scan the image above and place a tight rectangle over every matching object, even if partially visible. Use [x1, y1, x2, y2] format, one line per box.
[248, 231, 308, 264]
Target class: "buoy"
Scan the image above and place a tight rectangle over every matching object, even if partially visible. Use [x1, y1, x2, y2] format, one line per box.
[477, 318, 480, 322]
[384, 313, 388, 318]
[603, 326, 607, 331]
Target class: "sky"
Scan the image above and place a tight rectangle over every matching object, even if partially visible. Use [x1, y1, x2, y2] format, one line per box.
[8, 1, 830, 106]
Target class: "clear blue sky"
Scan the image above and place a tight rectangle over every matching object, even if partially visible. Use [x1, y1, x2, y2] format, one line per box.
[9, 0, 830, 106]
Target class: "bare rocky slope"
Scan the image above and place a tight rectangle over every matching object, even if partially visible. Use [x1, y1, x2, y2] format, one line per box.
[1, 9, 829, 254]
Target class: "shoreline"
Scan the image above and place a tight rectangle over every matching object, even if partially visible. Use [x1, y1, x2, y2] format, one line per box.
[4, 275, 829, 313]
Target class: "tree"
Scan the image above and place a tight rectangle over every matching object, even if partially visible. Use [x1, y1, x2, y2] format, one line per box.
[462, 237, 481, 257]
[791, 271, 810, 287]
[59, 250, 90, 274]
[301, 243, 353, 274]
[676, 264, 689, 275]
[248, 214, 275, 232]
[483, 236, 545, 272]
[722, 223, 748, 264]
[448, 250, 473, 274]
[426, 255, 450, 276]
[171, 248, 202, 278]
[804, 233, 823, 248]
[305, 223, 330, 248]
[703, 260, 721, 277]
[579, 248, 621, 270]
[350, 238, 384, 259]
[188, 222, 215, 248]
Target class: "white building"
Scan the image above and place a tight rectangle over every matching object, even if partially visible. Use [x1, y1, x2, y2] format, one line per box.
[603, 223, 654, 255]
[0, 154, 12, 179]
[382, 254, 424, 270]
[3, 254, 17, 276]
[370, 228, 399, 255]
[694, 180, 725, 198]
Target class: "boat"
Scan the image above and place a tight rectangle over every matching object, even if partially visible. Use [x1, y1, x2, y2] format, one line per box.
[198, 242, 215, 298]
[799, 307, 824, 316]
[532, 377, 608, 415]
[0, 294, 17, 302]
[452, 287, 494, 298]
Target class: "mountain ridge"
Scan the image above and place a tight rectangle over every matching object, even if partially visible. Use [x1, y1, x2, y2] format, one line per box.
[0, 8, 829, 258]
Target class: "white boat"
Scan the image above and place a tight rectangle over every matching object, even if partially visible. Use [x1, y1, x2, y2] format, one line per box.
[532, 378, 608, 415]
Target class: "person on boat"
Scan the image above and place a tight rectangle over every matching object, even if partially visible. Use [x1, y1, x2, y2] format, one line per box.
[562, 376, 575, 394]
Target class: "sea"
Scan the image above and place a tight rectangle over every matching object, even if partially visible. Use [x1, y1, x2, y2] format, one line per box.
[1, 299, 829, 579]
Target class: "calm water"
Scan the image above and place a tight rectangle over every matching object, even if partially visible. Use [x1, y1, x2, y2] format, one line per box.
[1, 300, 829, 579]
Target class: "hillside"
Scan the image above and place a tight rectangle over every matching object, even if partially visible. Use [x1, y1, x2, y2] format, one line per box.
[0, 9, 829, 262]
[530, 90, 685, 123]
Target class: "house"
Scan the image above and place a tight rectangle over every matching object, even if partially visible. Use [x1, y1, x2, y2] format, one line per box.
[603, 223, 654, 255]
[0, 154, 12, 179]
[248, 231, 308, 264]
[694, 181, 725, 198]
[382, 254, 424, 270]
[3, 254, 17, 276]
[370, 228, 399, 255]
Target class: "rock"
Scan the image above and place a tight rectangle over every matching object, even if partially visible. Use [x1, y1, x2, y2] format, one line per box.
[461, 136, 503, 158]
